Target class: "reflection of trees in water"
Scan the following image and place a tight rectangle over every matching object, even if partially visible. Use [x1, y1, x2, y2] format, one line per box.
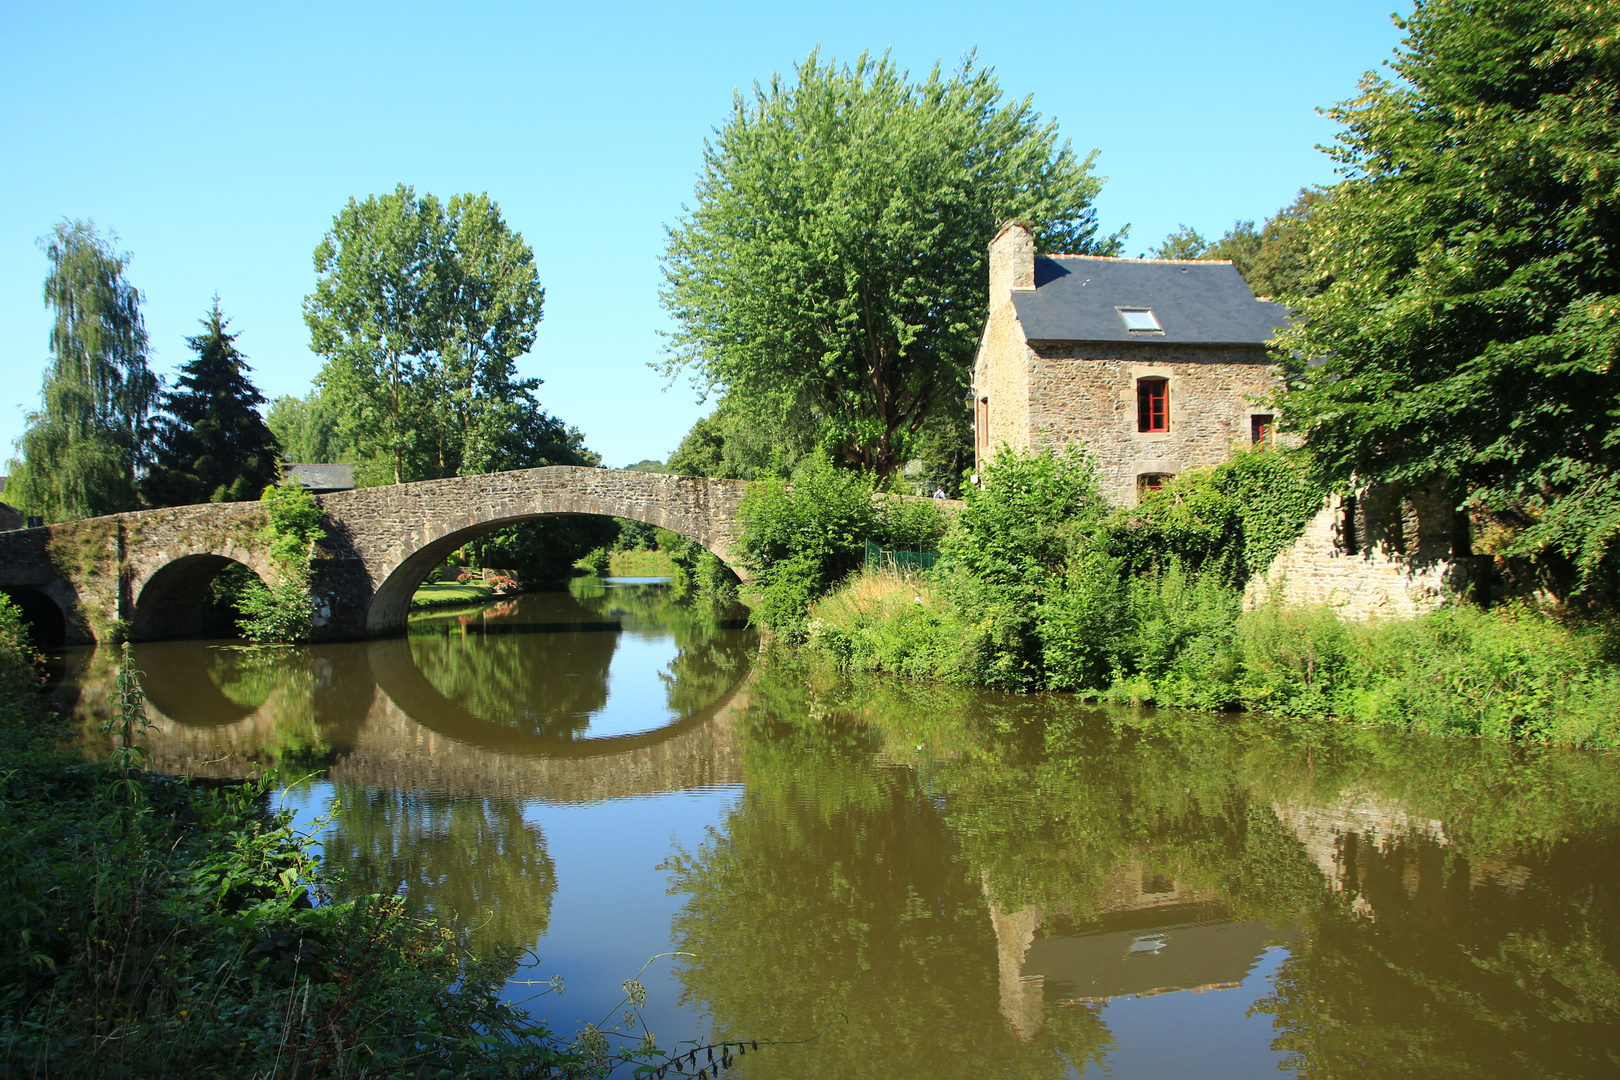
[403, 583, 754, 738]
[320, 788, 556, 953]
[668, 661, 1620, 1078]
[407, 627, 614, 739]
[572, 579, 753, 718]
[663, 697, 1110, 1079]
[1256, 830, 1620, 1077]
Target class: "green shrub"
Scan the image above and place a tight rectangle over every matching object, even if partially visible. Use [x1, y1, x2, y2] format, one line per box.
[938, 444, 1108, 690]
[580, 546, 612, 577]
[736, 451, 880, 639]
[1038, 548, 1130, 692]
[1110, 561, 1244, 709]
[1338, 603, 1620, 745]
[875, 495, 948, 552]
[0, 594, 43, 706]
[1230, 600, 1353, 716]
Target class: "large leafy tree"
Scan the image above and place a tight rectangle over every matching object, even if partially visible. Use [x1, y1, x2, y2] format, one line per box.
[144, 301, 282, 507]
[9, 221, 160, 521]
[661, 51, 1121, 478]
[266, 390, 351, 465]
[1279, 0, 1620, 599]
[303, 186, 550, 484]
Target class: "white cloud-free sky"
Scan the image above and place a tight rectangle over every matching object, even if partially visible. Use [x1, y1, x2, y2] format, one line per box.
[0, 1, 1409, 470]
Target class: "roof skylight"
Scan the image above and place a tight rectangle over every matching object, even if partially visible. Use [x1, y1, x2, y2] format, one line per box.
[1118, 307, 1162, 332]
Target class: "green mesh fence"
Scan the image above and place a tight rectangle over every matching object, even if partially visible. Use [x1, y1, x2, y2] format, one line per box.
[864, 540, 938, 574]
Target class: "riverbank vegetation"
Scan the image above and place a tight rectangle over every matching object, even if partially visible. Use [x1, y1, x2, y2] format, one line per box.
[740, 446, 1620, 749]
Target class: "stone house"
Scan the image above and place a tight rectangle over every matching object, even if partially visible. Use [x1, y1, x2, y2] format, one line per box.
[971, 221, 1476, 618]
[971, 220, 1289, 505]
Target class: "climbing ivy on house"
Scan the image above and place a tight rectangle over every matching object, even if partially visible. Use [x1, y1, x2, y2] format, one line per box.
[1106, 449, 1325, 585]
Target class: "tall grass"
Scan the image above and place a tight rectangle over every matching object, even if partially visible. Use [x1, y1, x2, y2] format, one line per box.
[807, 569, 1620, 749]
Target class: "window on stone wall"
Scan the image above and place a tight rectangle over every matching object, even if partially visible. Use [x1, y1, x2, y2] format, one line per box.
[1137, 378, 1168, 433]
[1138, 473, 1171, 495]
[1251, 414, 1275, 448]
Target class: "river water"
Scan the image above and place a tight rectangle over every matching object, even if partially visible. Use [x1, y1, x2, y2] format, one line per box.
[53, 579, 1620, 1078]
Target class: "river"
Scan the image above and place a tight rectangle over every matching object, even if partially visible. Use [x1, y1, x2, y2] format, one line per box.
[52, 578, 1620, 1078]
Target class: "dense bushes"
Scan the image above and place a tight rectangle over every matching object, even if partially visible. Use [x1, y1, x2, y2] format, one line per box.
[736, 451, 946, 640]
[792, 446, 1620, 748]
[234, 479, 326, 644]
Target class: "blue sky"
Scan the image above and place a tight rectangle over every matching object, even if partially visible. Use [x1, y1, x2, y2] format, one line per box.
[0, 1, 1409, 470]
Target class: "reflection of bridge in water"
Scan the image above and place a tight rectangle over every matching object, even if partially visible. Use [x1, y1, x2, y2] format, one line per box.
[333, 637, 749, 801]
[83, 635, 752, 803]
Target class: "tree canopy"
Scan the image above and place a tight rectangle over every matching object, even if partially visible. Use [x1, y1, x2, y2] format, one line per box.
[661, 50, 1121, 478]
[304, 186, 554, 485]
[8, 221, 160, 521]
[266, 390, 351, 466]
[1278, 0, 1620, 601]
[143, 301, 282, 507]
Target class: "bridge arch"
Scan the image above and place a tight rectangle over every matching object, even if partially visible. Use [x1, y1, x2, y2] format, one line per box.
[1, 585, 68, 647]
[340, 468, 747, 637]
[132, 553, 278, 640]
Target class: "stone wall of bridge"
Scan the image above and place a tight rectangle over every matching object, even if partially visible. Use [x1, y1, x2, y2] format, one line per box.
[0, 467, 751, 644]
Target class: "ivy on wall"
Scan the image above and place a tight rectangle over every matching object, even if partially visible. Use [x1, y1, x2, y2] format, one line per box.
[1105, 449, 1326, 585]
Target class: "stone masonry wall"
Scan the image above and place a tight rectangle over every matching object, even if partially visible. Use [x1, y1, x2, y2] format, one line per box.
[1244, 492, 1476, 620]
[1027, 341, 1279, 505]
[974, 222, 1038, 464]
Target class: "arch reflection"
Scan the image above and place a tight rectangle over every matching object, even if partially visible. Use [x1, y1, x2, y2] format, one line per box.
[65, 582, 756, 798]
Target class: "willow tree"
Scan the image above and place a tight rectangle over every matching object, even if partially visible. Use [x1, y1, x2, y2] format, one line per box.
[1279, 0, 1620, 600]
[661, 51, 1121, 478]
[9, 222, 160, 521]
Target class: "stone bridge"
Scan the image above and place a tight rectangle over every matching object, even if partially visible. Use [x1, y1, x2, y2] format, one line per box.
[0, 466, 750, 644]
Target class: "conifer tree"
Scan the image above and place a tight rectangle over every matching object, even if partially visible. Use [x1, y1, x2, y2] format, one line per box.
[144, 301, 282, 507]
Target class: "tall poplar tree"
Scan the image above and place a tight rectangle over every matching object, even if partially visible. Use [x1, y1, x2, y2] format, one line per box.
[144, 301, 283, 507]
[303, 186, 551, 485]
[9, 221, 159, 521]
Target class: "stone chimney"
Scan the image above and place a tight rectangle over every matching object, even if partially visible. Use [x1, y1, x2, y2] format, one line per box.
[988, 220, 1035, 302]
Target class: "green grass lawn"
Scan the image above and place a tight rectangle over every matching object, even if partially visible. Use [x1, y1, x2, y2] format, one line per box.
[411, 581, 494, 608]
[608, 549, 677, 577]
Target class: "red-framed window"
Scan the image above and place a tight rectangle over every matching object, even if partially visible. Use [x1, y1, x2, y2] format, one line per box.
[1251, 414, 1275, 449]
[1137, 378, 1168, 433]
[1138, 472, 1172, 494]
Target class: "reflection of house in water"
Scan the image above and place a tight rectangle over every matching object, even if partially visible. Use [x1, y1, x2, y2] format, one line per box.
[987, 863, 1283, 1040]
[988, 786, 1541, 1041]
[1273, 788, 1534, 913]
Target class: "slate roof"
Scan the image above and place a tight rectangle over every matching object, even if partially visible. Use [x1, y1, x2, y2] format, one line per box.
[284, 463, 355, 492]
[1010, 255, 1289, 345]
